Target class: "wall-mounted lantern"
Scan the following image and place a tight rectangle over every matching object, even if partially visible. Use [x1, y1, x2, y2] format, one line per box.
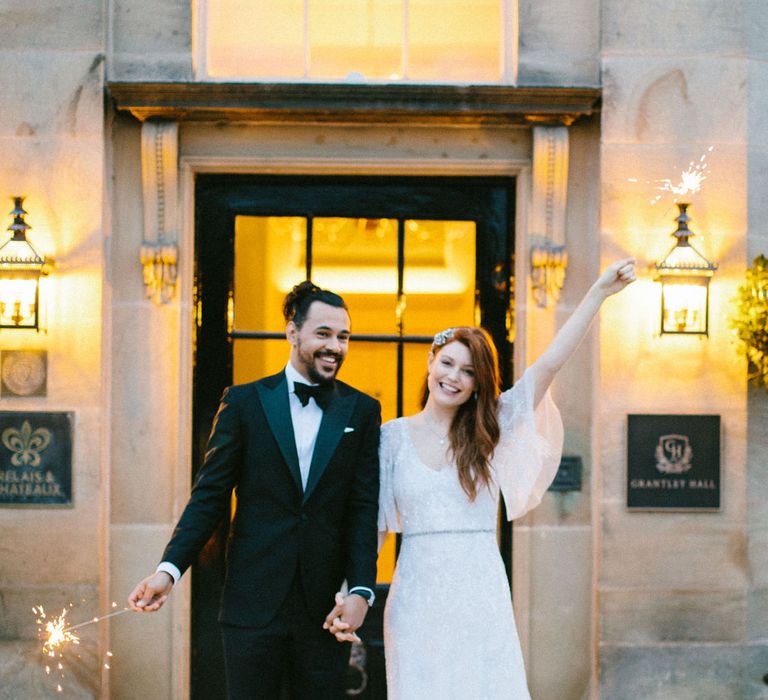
[0, 198, 51, 331]
[655, 203, 717, 335]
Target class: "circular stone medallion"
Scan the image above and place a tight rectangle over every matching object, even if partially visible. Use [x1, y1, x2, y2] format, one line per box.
[2, 352, 46, 396]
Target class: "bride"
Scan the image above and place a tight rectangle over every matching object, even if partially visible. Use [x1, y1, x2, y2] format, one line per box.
[325, 258, 635, 700]
[367, 258, 635, 699]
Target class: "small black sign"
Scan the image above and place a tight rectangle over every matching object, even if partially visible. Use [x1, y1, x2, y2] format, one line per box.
[549, 455, 583, 492]
[0, 412, 73, 506]
[627, 414, 720, 511]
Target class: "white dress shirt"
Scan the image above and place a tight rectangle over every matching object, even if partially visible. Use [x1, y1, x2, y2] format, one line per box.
[284, 361, 324, 490]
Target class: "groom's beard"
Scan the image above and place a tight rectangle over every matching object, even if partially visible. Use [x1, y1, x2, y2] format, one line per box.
[297, 345, 345, 386]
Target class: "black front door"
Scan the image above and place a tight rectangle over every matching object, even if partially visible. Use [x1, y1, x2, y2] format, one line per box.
[192, 174, 516, 699]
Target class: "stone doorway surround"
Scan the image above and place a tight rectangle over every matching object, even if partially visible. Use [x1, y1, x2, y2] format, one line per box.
[108, 82, 600, 700]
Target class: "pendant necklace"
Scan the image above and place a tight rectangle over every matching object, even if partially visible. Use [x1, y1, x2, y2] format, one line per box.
[424, 413, 449, 446]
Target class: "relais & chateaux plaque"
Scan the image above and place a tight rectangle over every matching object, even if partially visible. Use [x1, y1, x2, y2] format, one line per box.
[627, 414, 720, 511]
[0, 412, 73, 506]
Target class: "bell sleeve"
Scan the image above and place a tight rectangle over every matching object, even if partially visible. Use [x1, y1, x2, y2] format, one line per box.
[377, 421, 403, 533]
[492, 367, 564, 520]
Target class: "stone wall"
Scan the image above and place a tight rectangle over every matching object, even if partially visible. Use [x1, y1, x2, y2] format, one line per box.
[0, 1, 106, 697]
[518, 0, 600, 86]
[106, 113, 181, 700]
[515, 115, 601, 700]
[109, 0, 191, 80]
[598, 1, 767, 698]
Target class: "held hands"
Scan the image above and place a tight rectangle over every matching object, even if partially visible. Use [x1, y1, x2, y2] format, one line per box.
[593, 257, 637, 298]
[127, 571, 174, 612]
[323, 592, 369, 643]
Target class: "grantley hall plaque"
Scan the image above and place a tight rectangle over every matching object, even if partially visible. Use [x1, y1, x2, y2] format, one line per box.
[627, 414, 721, 511]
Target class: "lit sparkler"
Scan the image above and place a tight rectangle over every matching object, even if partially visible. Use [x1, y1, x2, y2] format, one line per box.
[36, 606, 81, 656]
[34, 605, 80, 694]
[628, 146, 714, 205]
[63, 605, 131, 633]
[34, 601, 128, 693]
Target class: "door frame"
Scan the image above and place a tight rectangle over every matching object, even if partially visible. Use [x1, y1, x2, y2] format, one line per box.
[171, 154, 533, 700]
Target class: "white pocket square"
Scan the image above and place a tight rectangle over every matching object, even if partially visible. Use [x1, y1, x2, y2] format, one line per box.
[344, 427, 355, 433]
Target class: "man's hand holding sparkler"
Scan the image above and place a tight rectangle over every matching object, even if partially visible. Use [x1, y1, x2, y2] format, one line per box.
[128, 571, 174, 612]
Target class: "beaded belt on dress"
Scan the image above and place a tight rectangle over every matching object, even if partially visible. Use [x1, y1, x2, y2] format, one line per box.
[402, 528, 495, 539]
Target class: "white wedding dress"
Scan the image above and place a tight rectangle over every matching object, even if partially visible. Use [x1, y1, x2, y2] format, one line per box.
[378, 368, 564, 700]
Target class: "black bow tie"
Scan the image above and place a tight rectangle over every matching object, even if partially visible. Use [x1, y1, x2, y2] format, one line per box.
[294, 381, 334, 410]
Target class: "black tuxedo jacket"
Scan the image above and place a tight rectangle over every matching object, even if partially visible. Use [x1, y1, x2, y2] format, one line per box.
[161, 371, 381, 628]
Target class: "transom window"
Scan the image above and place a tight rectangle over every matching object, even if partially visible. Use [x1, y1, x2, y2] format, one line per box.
[198, 0, 516, 83]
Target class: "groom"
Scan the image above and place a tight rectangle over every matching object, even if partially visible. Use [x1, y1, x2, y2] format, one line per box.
[128, 281, 381, 699]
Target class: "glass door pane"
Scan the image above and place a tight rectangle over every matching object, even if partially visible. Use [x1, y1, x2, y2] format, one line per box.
[340, 341, 399, 586]
[337, 341, 398, 423]
[311, 217, 399, 334]
[233, 216, 307, 333]
[402, 219, 476, 334]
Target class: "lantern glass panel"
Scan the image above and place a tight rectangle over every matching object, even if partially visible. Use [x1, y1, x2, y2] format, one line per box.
[661, 278, 708, 334]
[660, 243, 708, 269]
[0, 275, 38, 328]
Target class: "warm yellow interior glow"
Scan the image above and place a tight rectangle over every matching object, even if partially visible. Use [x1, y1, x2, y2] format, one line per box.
[0, 276, 38, 327]
[309, 0, 402, 80]
[233, 217, 305, 380]
[408, 0, 501, 81]
[232, 214, 477, 582]
[661, 280, 708, 333]
[206, 0, 305, 78]
[271, 218, 474, 296]
[378, 532, 397, 584]
[203, 0, 502, 82]
[403, 220, 475, 333]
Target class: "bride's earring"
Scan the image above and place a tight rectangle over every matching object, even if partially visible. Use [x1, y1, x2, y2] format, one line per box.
[473, 390, 478, 401]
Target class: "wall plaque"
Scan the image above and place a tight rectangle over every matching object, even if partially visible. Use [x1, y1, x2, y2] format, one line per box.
[627, 414, 720, 511]
[0, 412, 73, 506]
[548, 455, 582, 492]
[1, 350, 47, 397]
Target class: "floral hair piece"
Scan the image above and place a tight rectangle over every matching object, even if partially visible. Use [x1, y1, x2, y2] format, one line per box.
[432, 327, 455, 347]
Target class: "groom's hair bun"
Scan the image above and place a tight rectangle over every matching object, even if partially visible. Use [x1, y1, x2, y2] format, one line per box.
[283, 280, 348, 328]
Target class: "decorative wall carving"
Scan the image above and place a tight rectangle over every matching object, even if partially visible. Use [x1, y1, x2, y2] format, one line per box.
[140, 120, 179, 304]
[530, 126, 569, 308]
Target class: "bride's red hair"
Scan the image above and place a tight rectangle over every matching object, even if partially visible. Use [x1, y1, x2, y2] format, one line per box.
[421, 327, 501, 500]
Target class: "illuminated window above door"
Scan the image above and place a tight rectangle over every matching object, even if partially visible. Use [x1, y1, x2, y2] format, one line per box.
[200, 0, 512, 83]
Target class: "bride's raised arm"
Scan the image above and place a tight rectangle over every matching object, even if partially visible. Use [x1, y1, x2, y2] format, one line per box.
[527, 257, 636, 407]
[491, 258, 635, 520]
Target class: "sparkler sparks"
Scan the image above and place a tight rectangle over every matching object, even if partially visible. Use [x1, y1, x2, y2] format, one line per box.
[35, 606, 81, 657]
[34, 602, 128, 694]
[628, 146, 714, 205]
[34, 605, 80, 694]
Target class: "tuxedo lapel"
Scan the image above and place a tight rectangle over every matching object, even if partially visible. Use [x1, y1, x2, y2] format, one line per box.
[255, 373, 303, 493]
[303, 387, 358, 503]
